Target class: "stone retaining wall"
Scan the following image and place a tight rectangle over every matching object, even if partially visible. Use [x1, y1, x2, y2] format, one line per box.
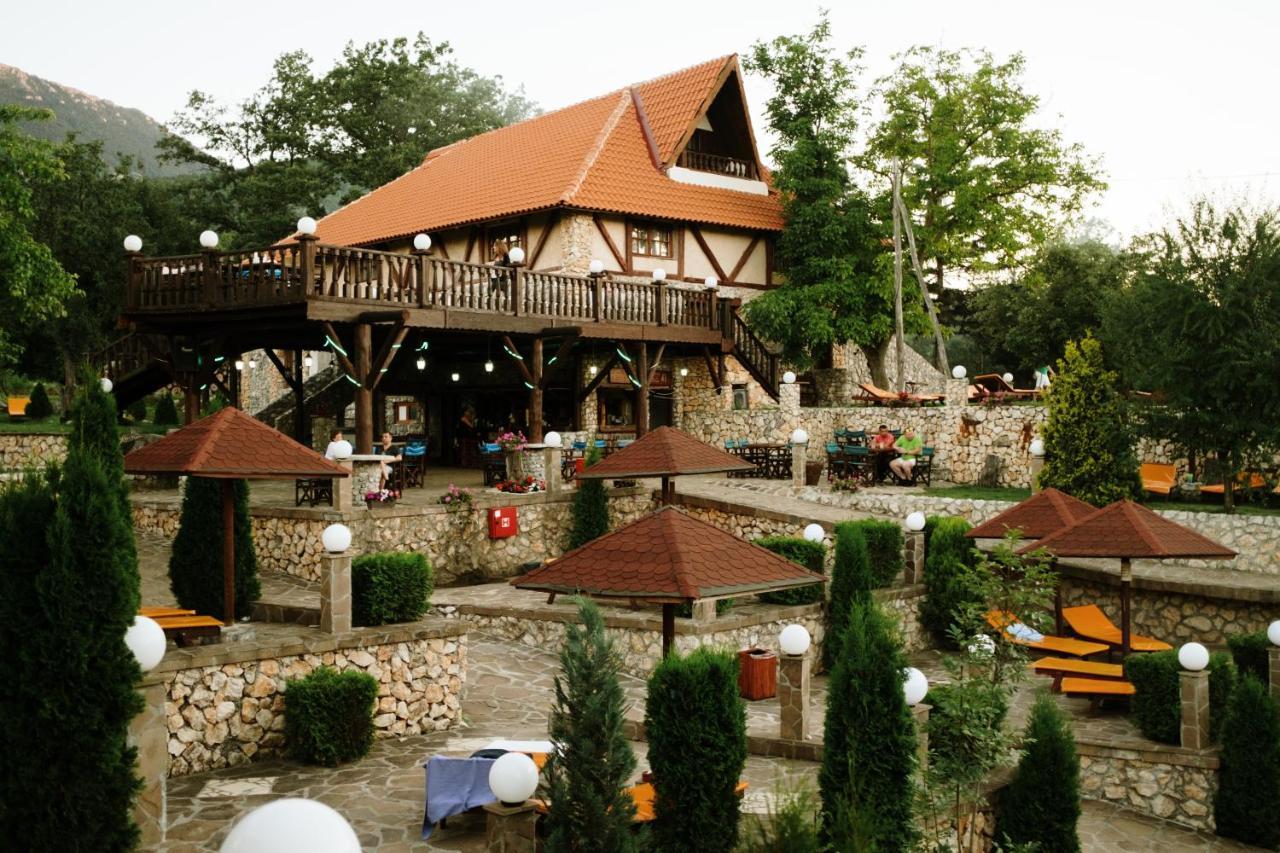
[1078, 741, 1217, 831]
[151, 623, 466, 777]
[0, 432, 68, 469]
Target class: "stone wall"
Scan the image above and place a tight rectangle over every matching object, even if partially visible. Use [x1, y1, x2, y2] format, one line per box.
[153, 624, 466, 777]
[0, 432, 68, 470]
[1077, 741, 1217, 831]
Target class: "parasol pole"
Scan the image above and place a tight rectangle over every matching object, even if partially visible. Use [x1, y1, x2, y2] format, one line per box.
[662, 604, 675, 658]
[222, 479, 236, 626]
[661, 475, 672, 505]
[1120, 557, 1132, 657]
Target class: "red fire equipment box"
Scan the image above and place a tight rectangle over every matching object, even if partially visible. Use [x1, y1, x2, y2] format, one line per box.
[489, 506, 518, 539]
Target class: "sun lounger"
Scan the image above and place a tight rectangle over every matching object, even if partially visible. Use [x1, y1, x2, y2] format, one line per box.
[1140, 463, 1177, 497]
[1200, 473, 1268, 495]
[1031, 657, 1125, 691]
[986, 610, 1109, 658]
[533, 780, 748, 823]
[853, 382, 944, 406]
[1060, 676, 1136, 704]
[6, 396, 29, 418]
[1060, 604, 1171, 652]
[970, 374, 1038, 401]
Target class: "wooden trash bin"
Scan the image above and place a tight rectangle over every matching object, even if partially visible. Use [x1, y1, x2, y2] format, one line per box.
[738, 647, 778, 700]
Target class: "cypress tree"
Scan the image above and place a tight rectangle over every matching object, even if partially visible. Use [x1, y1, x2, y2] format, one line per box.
[920, 516, 980, 648]
[1214, 676, 1280, 848]
[997, 692, 1081, 852]
[823, 522, 873, 671]
[819, 599, 917, 851]
[24, 381, 53, 418]
[545, 599, 637, 853]
[568, 446, 609, 549]
[67, 373, 136, 572]
[153, 393, 179, 425]
[169, 477, 260, 619]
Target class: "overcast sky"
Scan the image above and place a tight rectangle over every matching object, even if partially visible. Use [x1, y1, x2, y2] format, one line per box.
[5, 0, 1277, 238]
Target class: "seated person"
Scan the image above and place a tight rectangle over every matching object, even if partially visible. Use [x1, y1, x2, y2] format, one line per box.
[870, 424, 895, 451]
[377, 431, 403, 490]
[888, 428, 923, 484]
[323, 429, 345, 460]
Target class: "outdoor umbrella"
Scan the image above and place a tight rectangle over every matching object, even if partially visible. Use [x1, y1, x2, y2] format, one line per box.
[574, 426, 754, 504]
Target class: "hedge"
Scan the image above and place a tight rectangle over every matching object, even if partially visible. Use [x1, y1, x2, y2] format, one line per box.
[919, 516, 979, 648]
[153, 393, 179, 425]
[352, 551, 433, 626]
[284, 667, 379, 766]
[850, 519, 905, 589]
[1214, 676, 1280, 848]
[1227, 630, 1269, 683]
[756, 536, 825, 605]
[823, 523, 874, 671]
[997, 692, 1081, 852]
[1125, 649, 1236, 744]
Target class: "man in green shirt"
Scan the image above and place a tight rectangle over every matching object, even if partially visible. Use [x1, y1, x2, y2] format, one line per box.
[889, 428, 923, 484]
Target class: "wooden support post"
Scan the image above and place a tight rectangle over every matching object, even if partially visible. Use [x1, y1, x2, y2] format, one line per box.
[293, 349, 307, 446]
[529, 337, 544, 442]
[183, 385, 200, 425]
[353, 323, 373, 453]
[202, 249, 219, 306]
[662, 603, 675, 658]
[221, 479, 236, 626]
[299, 233, 317, 297]
[636, 343, 650, 437]
[1120, 557, 1133, 657]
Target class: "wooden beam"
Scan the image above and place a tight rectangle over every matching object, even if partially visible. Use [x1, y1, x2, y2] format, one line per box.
[529, 337, 544, 442]
[357, 309, 410, 325]
[689, 226, 728, 282]
[727, 235, 761, 283]
[437, 239, 450, 260]
[636, 342, 649, 437]
[353, 324, 374, 453]
[320, 321, 359, 381]
[501, 335, 535, 384]
[527, 211, 559, 268]
[538, 338, 577, 391]
[648, 343, 667, 381]
[463, 227, 477, 264]
[262, 349, 302, 393]
[369, 322, 409, 391]
[702, 347, 719, 389]
[581, 352, 619, 398]
[593, 215, 626, 269]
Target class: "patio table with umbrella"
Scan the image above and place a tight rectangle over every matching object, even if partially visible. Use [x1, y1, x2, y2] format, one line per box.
[1019, 499, 1236, 655]
[124, 407, 350, 625]
[512, 506, 826, 656]
[965, 487, 1096, 541]
[574, 425, 754, 504]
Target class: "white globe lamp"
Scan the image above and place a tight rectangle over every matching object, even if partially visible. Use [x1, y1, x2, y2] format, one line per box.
[296, 216, 317, 236]
[543, 431, 562, 448]
[1029, 439, 1045, 458]
[199, 230, 219, 249]
[412, 233, 432, 251]
[125, 616, 167, 672]
[967, 634, 996, 658]
[705, 275, 718, 289]
[903, 667, 929, 707]
[123, 234, 143, 253]
[652, 268, 666, 282]
[779, 624, 811, 657]
[451, 372, 460, 382]
[1002, 372, 1014, 384]
[488, 752, 539, 805]
[100, 377, 114, 394]
[588, 259, 605, 275]
[905, 511, 926, 532]
[951, 365, 967, 380]
[782, 371, 797, 385]
[679, 367, 688, 377]
[1178, 642, 1210, 672]
[219, 798, 360, 853]
[484, 360, 494, 373]
[507, 246, 525, 265]
[331, 440, 353, 460]
[802, 522, 825, 543]
[1269, 620, 1280, 647]
[321, 523, 352, 554]
[790, 428, 808, 446]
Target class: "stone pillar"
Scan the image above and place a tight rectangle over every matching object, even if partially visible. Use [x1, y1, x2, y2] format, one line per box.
[320, 548, 353, 634]
[778, 652, 811, 741]
[334, 459, 353, 508]
[779, 381, 801, 417]
[944, 378, 968, 408]
[1180, 670, 1211, 751]
[544, 446, 562, 495]
[690, 599, 717, 623]
[791, 442, 806, 490]
[904, 530, 926, 585]
[484, 801, 538, 853]
[912, 703, 931, 772]
[1029, 456, 1045, 494]
[129, 681, 168, 845]
[1269, 646, 1280, 702]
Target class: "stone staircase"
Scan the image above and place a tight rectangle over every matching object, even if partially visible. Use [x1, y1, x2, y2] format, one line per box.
[253, 363, 351, 438]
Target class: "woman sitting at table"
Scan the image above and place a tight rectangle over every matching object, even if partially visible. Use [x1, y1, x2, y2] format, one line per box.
[889, 428, 924, 485]
[377, 431, 403, 491]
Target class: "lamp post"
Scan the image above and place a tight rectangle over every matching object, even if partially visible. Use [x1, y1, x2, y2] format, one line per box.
[484, 753, 540, 853]
[1028, 438, 1046, 494]
[219, 798, 360, 853]
[777, 625, 812, 741]
[790, 428, 808, 490]
[1269, 620, 1280, 700]
[904, 511, 927, 584]
[1178, 642, 1212, 750]
[903, 667, 931, 771]
[319, 523, 354, 633]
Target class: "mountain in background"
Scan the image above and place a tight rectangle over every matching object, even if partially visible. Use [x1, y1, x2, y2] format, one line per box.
[0, 63, 194, 176]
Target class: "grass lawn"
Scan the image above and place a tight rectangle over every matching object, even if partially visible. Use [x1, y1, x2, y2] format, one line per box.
[0, 417, 170, 435]
[922, 484, 1280, 516]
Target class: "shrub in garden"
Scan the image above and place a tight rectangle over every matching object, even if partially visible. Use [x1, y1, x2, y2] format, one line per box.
[1125, 649, 1236, 744]
[645, 647, 747, 853]
[568, 446, 609, 549]
[756, 536, 825, 605]
[997, 691, 1081, 852]
[284, 667, 379, 766]
[823, 522, 873, 671]
[919, 516, 980, 647]
[1227, 630, 1269, 683]
[849, 519, 905, 588]
[1214, 676, 1280, 848]
[169, 477, 259, 619]
[737, 782, 821, 853]
[819, 600, 916, 850]
[545, 599, 636, 853]
[925, 682, 1009, 771]
[352, 551, 433, 626]
[24, 382, 53, 418]
[153, 393, 179, 425]
[125, 397, 147, 423]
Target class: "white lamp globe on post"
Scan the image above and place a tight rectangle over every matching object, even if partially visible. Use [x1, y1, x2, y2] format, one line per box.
[951, 365, 967, 380]
[123, 234, 143, 253]
[412, 233, 432, 252]
[803, 522, 825, 543]
[100, 377, 114, 394]
[1178, 642, 1210, 672]
[903, 667, 929, 706]
[905, 511, 926, 532]
[296, 217, 317, 236]
[199, 230, 219, 249]
[331, 440, 353, 461]
[1002, 372, 1014, 384]
[1269, 620, 1280, 647]
[488, 752, 539, 805]
[588, 259, 605, 275]
[543, 431, 562, 448]
[779, 624, 811, 657]
[125, 615, 167, 672]
[790, 428, 808, 446]
[219, 798, 360, 853]
[1029, 439, 1045, 458]
[652, 268, 666, 282]
[782, 371, 797, 385]
[321, 523, 352, 554]
[507, 246, 525, 265]
[705, 275, 718, 289]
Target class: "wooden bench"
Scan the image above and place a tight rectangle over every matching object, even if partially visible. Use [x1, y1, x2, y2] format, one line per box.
[1140, 462, 1177, 497]
[1031, 657, 1125, 692]
[1060, 676, 1136, 708]
[6, 396, 29, 418]
[140, 606, 196, 619]
[149, 613, 224, 645]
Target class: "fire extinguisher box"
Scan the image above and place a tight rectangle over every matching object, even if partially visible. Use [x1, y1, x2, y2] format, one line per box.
[488, 506, 518, 539]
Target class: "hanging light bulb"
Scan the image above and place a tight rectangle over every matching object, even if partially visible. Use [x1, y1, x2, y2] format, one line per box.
[588, 365, 598, 376]
[234, 359, 244, 371]
[451, 372, 460, 382]
[248, 358, 257, 370]
[484, 360, 494, 373]
[303, 355, 313, 369]
[416, 356, 426, 371]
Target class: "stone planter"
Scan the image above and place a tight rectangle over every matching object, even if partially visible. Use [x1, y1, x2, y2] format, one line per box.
[366, 498, 397, 510]
[503, 449, 524, 481]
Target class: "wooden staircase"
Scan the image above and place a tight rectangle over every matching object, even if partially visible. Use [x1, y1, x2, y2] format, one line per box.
[727, 309, 780, 400]
[93, 334, 171, 407]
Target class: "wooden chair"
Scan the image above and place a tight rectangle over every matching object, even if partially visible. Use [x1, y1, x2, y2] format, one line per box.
[825, 442, 846, 482]
[401, 441, 427, 488]
[841, 445, 873, 484]
[911, 446, 935, 487]
[1061, 604, 1172, 652]
[1140, 463, 1178, 497]
[295, 478, 334, 507]
[986, 610, 1110, 658]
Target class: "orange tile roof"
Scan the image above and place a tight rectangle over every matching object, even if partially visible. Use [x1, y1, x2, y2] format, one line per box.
[966, 488, 1096, 540]
[123, 407, 350, 479]
[576, 426, 753, 479]
[512, 507, 825, 601]
[1018, 500, 1236, 560]
[311, 56, 782, 247]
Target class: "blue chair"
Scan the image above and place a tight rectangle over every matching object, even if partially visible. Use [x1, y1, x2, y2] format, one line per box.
[401, 441, 426, 488]
[825, 442, 845, 482]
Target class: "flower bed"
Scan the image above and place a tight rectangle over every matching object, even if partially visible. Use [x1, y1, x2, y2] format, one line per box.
[494, 475, 546, 494]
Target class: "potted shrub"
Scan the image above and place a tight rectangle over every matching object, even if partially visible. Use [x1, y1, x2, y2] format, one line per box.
[364, 488, 397, 509]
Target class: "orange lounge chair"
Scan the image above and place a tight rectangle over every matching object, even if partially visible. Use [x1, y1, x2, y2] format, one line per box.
[853, 382, 944, 406]
[1061, 604, 1171, 652]
[1200, 473, 1268, 495]
[534, 780, 748, 823]
[6, 396, 29, 418]
[1031, 657, 1125, 692]
[986, 610, 1110, 658]
[1140, 463, 1177, 497]
[1060, 676, 1135, 703]
[971, 374, 1038, 401]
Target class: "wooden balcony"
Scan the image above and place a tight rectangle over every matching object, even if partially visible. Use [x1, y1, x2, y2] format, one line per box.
[675, 150, 759, 181]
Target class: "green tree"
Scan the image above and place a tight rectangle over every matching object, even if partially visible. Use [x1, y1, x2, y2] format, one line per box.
[1038, 334, 1141, 505]
[823, 521, 874, 671]
[819, 599, 916, 850]
[24, 382, 53, 418]
[568, 446, 609, 549]
[545, 599, 636, 853]
[169, 477, 260, 618]
[1214, 676, 1280, 848]
[1104, 201, 1280, 512]
[742, 14, 893, 371]
[997, 692, 1081, 852]
[646, 647, 748, 853]
[154, 393, 180, 425]
[862, 47, 1105, 296]
[919, 516, 980, 648]
[0, 106, 77, 367]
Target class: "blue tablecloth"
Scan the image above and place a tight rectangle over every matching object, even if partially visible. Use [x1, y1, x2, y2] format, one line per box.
[422, 755, 498, 839]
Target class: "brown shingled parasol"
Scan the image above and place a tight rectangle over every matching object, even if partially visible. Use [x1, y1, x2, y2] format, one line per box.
[512, 506, 825, 656]
[125, 407, 349, 625]
[1018, 499, 1236, 654]
[574, 426, 754, 504]
[965, 488, 1096, 540]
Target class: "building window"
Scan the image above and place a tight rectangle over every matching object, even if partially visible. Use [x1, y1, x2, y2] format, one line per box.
[732, 383, 749, 411]
[486, 222, 523, 260]
[630, 221, 673, 258]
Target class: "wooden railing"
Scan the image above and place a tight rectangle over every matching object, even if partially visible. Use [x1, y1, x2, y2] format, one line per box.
[729, 309, 780, 397]
[94, 333, 157, 380]
[676, 150, 759, 180]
